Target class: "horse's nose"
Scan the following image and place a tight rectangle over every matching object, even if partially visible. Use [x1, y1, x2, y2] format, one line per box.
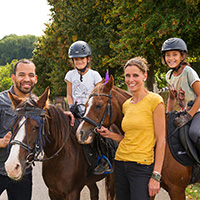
[5, 161, 22, 180]
[80, 130, 84, 137]
[78, 130, 86, 144]
[15, 163, 20, 171]
[76, 130, 88, 144]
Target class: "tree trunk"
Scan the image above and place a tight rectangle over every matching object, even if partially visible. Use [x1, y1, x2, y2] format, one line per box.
[146, 57, 155, 92]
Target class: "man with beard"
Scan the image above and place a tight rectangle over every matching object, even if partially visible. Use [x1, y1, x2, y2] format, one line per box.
[0, 59, 36, 200]
[0, 59, 74, 200]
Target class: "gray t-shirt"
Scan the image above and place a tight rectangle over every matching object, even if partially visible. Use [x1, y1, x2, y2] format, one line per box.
[166, 66, 200, 111]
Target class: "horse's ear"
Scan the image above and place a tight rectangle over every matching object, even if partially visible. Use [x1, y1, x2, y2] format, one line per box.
[101, 78, 105, 84]
[8, 91, 23, 108]
[37, 87, 50, 109]
[103, 75, 114, 92]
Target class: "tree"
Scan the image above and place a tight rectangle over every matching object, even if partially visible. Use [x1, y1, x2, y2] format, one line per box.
[0, 60, 17, 91]
[0, 34, 38, 65]
[108, 0, 200, 90]
[33, 0, 200, 97]
[33, 0, 121, 98]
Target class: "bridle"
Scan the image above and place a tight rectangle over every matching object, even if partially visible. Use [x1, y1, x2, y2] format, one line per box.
[81, 90, 114, 174]
[10, 105, 71, 166]
[81, 90, 113, 131]
[10, 106, 47, 166]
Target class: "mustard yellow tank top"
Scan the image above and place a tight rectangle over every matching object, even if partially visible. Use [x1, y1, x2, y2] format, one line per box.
[115, 92, 163, 165]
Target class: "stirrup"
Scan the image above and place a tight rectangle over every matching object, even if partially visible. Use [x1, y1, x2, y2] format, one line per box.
[96, 155, 113, 174]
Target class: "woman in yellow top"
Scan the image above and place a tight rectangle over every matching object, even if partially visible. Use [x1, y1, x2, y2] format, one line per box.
[97, 57, 166, 200]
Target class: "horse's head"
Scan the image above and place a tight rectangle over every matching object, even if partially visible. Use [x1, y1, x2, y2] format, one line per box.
[76, 75, 127, 144]
[5, 87, 49, 180]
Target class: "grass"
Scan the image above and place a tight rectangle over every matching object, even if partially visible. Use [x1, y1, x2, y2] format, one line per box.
[186, 184, 200, 199]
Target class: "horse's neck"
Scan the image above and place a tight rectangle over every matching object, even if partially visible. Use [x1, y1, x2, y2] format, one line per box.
[112, 88, 131, 132]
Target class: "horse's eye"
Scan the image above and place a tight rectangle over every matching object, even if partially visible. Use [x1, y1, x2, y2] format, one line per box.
[33, 126, 39, 132]
[96, 104, 103, 110]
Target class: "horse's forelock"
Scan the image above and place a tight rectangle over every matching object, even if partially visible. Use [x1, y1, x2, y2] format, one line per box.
[92, 83, 104, 95]
[15, 94, 39, 109]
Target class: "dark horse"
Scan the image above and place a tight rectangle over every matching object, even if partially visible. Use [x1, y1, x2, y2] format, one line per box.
[76, 75, 200, 200]
[5, 88, 115, 200]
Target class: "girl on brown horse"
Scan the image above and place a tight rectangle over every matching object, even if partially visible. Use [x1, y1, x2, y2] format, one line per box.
[162, 38, 200, 150]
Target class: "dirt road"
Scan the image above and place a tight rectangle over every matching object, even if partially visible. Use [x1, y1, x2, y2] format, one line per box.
[0, 162, 170, 200]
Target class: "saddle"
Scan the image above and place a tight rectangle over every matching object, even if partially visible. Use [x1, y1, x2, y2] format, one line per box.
[82, 135, 116, 178]
[168, 111, 200, 184]
[73, 114, 115, 177]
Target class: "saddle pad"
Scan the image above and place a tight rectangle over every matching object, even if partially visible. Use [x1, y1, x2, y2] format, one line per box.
[167, 111, 196, 166]
[168, 111, 200, 184]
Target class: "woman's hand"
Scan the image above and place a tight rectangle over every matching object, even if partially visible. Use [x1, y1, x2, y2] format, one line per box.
[0, 131, 12, 148]
[148, 178, 160, 197]
[96, 126, 110, 138]
[97, 126, 124, 143]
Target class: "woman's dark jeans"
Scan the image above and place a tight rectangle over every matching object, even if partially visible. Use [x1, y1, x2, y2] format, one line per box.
[114, 160, 154, 200]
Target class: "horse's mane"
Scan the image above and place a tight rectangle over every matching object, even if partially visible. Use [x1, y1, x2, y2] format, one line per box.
[46, 104, 74, 149]
[113, 85, 132, 99]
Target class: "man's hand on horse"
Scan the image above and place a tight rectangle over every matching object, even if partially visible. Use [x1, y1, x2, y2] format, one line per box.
[174, 112, 192, 127]
[64, 111, 75, 126]
[0, 131, 12, 148]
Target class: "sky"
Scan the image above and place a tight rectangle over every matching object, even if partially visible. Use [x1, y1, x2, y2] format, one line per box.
[0, 0, 52, 40]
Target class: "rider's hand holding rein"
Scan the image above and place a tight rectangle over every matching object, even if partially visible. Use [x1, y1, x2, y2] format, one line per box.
[0, 131, 12, 148]
[174, 112, 192, 127]
[96, 126, 124, 143]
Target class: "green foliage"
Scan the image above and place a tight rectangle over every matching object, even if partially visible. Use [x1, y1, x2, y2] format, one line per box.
[154, 70, 168, 90]
[107, 0, 200, 90]
[33, 0, 200, 98]
[0, 34, 38, 65]
[0, 60, 18, 91]
[33, 0, 121, 99]
[186, 184, 200, 199]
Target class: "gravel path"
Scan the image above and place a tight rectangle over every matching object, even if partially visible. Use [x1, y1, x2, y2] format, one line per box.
[0, 162, 170, 200]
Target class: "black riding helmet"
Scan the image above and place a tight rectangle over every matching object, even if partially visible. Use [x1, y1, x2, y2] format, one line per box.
[68, 40, 91, 58]
[68, 41, 92, 81]
[161, 38, 188, 79]
[161, 37, 188, 54]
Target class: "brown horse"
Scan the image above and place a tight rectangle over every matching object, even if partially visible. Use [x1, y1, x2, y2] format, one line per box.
[4, 88, 115, 200]
[76, 75, 200, 200]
